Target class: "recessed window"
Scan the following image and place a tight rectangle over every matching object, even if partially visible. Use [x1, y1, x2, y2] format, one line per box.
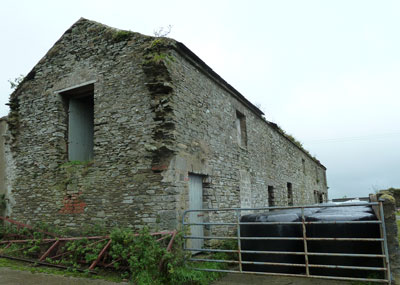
[60, 84, 94, 161]
[314, 190, 324, 203]
[319, 192, 324, 203]
[268, 186, 275, 207]
[302, 159, 306, 174]
[236, 111, 247, 147]
[314, 190, 319, 203]
[287, 182, 293, 206]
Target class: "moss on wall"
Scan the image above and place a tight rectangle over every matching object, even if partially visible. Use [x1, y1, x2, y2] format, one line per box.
[380, 188, 400, 208]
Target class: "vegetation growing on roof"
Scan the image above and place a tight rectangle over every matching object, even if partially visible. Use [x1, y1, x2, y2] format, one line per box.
[143, 38, 175, 65]
[153, 25, 172, 37]
[112, 30, 134, 42]
[6, 75, 25, 143]
[8, 75, 24, 90]
[150, 38, 164, 48]
[272, 123, 319, 162]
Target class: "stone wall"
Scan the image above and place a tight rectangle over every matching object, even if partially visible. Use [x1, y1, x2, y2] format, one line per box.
[4, 18, 327, 232]
[5, 19, 176, 230]
[163, 43, 327, 223]
[380, 188, 400, 208]
[376, 193, 400, 283]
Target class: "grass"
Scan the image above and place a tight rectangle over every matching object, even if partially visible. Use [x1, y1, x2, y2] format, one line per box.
[0, 258, 125, 282]
[0, 255, 226, 285]
[168, 261, 226, 285]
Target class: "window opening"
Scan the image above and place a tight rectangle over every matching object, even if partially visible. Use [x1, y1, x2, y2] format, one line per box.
[287, 182, 293, 206]
[236, 111, 247, 147]
[319, 192, 324, 203]
[268, 186, 275, 207]
[302, 158, 306, 174]
[314, 190, 319, 203]
[60, 84, 94, 161]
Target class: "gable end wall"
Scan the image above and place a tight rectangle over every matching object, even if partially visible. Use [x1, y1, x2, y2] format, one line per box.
[4, 20, 178, 231]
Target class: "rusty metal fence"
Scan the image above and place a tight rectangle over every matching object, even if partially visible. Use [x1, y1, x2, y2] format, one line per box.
[0, 216, 177, 272]
[182, 202, 392, 284]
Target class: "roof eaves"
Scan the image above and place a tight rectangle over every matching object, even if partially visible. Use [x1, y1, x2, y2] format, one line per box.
[172, 41, 326, 170]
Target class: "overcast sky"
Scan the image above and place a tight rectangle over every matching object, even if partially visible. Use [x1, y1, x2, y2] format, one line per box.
[1, 0, 399, 199]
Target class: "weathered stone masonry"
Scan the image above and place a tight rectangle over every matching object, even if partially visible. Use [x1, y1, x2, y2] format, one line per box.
[3, 18, 327, 230]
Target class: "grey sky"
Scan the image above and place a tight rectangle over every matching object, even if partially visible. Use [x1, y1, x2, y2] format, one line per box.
[1, 0, 399, 198]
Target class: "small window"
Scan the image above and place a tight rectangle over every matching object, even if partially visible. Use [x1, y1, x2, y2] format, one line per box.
[287, 182, 293, 206]
[319, 192, 324, 203]
[61, 84, 94, 161]
[314, 191, 324, 203]
[302, 159, 306, 174]
[314, 190, 319, 203]
[236, 111, 247, 147]
[268, 186, 275, 207]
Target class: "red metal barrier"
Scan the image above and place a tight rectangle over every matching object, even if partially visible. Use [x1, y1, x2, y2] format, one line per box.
[0, 216, 177, 272]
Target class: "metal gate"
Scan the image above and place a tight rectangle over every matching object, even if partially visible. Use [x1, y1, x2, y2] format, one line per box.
[182, 202, 392, 284]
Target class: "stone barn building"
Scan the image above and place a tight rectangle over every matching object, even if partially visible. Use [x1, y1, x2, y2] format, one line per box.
[1, 18, 327, 230]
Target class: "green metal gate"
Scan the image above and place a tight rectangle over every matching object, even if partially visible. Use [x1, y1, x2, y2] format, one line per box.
[182, 201, 392, 284]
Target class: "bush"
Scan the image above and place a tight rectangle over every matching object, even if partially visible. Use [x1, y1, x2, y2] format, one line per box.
[0, 223, 227, 284]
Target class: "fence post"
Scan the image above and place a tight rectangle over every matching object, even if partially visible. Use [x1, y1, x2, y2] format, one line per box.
[301, 207, 310, 276]
[379, 195, 400, 283]
[378, 201, 391, 283]
[182, 211, 187, 252]
[236, 209, 243, 272]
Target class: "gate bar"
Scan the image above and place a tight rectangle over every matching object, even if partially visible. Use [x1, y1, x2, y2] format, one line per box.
[190, 258, 387, 271]
[185, 235, 384, 241]
[185, 248, 386, 258]
[183, 202, 379, 212]
[184, 220, 382, 226]
[191, 268, 389, 283]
